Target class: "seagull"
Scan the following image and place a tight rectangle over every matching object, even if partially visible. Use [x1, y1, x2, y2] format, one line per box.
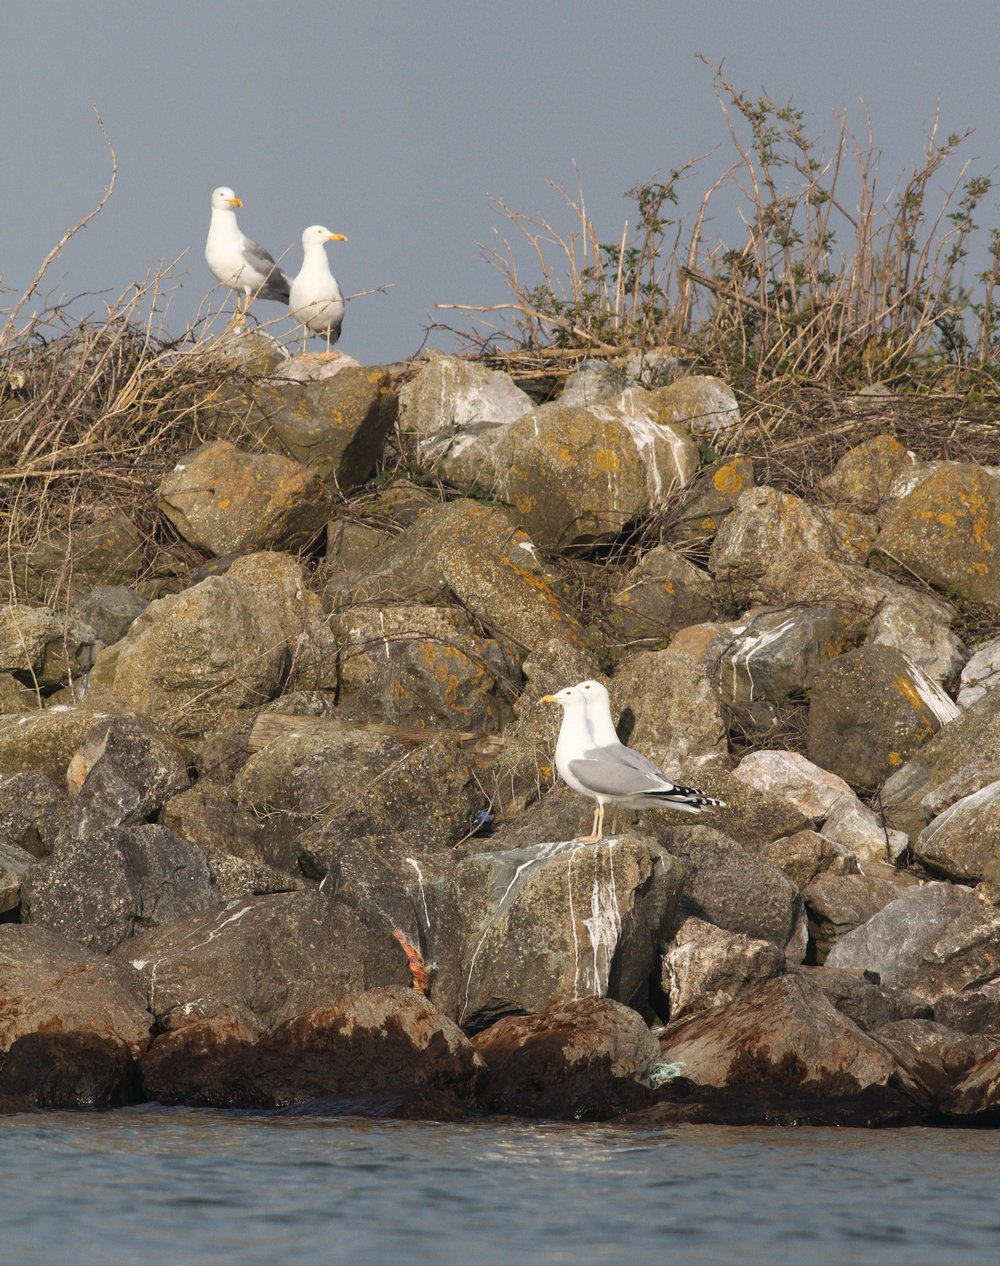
[541, 684, 724, 843]
[289, 224, 348, 352]
[205, 186, 291, 321]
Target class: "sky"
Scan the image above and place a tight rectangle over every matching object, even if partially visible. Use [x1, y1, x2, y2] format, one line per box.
[4, 1, 1000, 365]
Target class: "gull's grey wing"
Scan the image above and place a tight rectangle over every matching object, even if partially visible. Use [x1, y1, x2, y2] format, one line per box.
[568, 747, 666, 798]
[241, 236, 291, 301]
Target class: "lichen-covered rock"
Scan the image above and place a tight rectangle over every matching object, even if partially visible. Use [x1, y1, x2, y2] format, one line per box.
[158, 440, 328, 556]
[85, 575, 288, 737]
[709, 486, 841, 594]
[819, 434, 916, 513]
[864, 597, 966, 683]
[669, 456, 756, 544]
[70, 585, 148, 648]
[806, 644, 959, 789]
[0, 770, 67, 856]
[0, 924, 151, 1056]
[0, 707, 116, 785]
[757, 830, 859, 891]
[23, 824, 217, 953]
[871, 463, 1000, 606]
[657, 974, 900, 1094]
[0, 604, 101, 690]
[243, 365, 397, 494]
[398, 352, 532, 444]
[825, 883, 1000, 1002]
[604, 546, 717, 644]
[650, 374, 740, 438]
[6, 511, 143, 602]
[912, 780, 1000, 883]
[715, 607, 849, 712]
[661, 915, 783, 1019]
[432, 835, 683, 1030]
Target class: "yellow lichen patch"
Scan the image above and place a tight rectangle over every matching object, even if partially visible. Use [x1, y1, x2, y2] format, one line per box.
[970, 562, 990, 576]
[936, 512, 957, 528]
[891, 674, 927, 712]
[594, 448, 621, 474]
[887, 751, 903, 767]
[217, 498, 231, 509]
[713, 464, 743, 494]
[700, 516, 718, 531]
[514, 494, 537, 514]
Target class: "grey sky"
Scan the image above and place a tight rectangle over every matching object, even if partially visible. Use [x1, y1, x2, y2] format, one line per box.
[4, 2, 1000, 364]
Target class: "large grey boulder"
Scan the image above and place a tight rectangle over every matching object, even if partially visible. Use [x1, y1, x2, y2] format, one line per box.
[0, 603, 101, 691]
[709, 486, 840, 594]
[819, 434, 916, 513]
[912, 781, 1000, 883]
[0, 707, 116, 785]
[803, 873, 900, 963]
[733, 750, 854, 822]
[716, 607, 850, 716]
[398, 353, 532, 458]
[0, 771, 67, 857]
[603, 546, 717, 644]
[958, 637, 1000, 709]
[661, 915, 784, 1019]
[650, 375, 740, 438]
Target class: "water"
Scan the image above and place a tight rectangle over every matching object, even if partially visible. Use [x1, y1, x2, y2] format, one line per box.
[2, 1109, 999, 1266]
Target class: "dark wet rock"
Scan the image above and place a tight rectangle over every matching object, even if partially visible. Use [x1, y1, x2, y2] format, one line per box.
[661, 916, 784, 1019]
[806, 644, 959, 789]
[23, 824, 217, 954]
[793, 965, 932, 1032]
[803, 872, 900, 963]
[657, 974, 900, 1095]
[70, 585, 148, 648]
[872, 1018, 996, 1111]
[0, 1031, 138, 1109]
[0, 924, 151, 1055]
[118, 891, 412, 1032]
[432, 836, 683, 1030]
[64, 715, 191, 837]
[825, 883, 1000, 1002]
[472, 997, 660, 1119]
[657, 825, 806, 961]
[158, 439, 328, 556]
[142, 987, 483, 1111]
[0, 771, 67, 857]
[625, 1080, 918, 1127]
[242, 364, 398, 495]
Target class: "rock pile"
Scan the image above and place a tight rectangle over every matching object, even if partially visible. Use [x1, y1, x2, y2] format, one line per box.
[4, 346, 1000, 1125]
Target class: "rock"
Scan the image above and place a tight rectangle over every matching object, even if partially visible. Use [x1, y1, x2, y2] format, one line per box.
[143, 987, 484, 1111]
[559, 365, 619, 408]
[158, 440, 328, 557]
[913, 781, 1000, 883]
[432, 835, 683, 1030]
[0, 1031, 137, 1109]
[118, 891, 412, 1031]
[0, 924, 151, 1055]
[446, 396, 698, 549]
[716, 607, 850, 713]
[873, 1018, 996, 1111]
[657, 974, 900, 1094]
[803, 872, 900, 963]
[657, 824, 805, 960]
[865, 598, 965, 683]
[603, 546, 717, 644]
[23, 824, 217, 953]
[628, 1080, 917, 1128]
[0, 603, 101, 690]
[881, 689, 1000, 839]
[0, 771, 67, 856]
[472, 997, 660, 1119]
[9, 511, 143, 602]
[805, 644, 959, 789]
[70, 585, 148, 647]
[671, 767, 810, 854]
[650, 375, 740, 438]
[243, 365, 397, 494]
[0, 706, 115, 785]
[934, 985, 1000, 1035]
[0, 673, 38, 711]
[661, 916, 784, 1019]
[397, 353, 532, 450]
[819, 434, 916, 513]
[825, 883, 1000, 1002]
[270, 351, 362, 382]
[85, 575, 288, 737]
[958, 637, 1000, 709]
[709, 487, 840, 594]
[799, 966, 932, 1032]
[669, 456, 755, 545]
[64, 714, 190, 836]
[0, 841, 32, 913]
[733, 750, 854, 822]
[757, 830, 859, 890]
[820, 794, 909, 866]
[937, 1046, 1000, 1117]
[161, 783, 275, 865]
[332, 603, 520, 730]
[325, 518, 393, 584]
[871, 463, 1000, 606]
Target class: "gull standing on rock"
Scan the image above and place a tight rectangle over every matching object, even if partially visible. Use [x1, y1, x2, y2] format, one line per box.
[205, 187, 291, 321]
[542, 684, 725, 843]
[289, 224, 348, 352]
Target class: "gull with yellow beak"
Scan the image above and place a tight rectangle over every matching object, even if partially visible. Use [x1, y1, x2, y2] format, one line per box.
[541, 684, 724, 843]
[289, 224, 349, 352]
[205, 186, 291, 320]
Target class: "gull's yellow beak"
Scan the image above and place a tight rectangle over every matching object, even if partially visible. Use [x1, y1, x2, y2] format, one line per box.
[541, 694, 559, 704]
[229, 196, 243, 208]
[327, 233, 347, 242]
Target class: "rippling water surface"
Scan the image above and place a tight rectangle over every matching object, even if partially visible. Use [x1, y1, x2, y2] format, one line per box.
[2, 1108, 999, 1265]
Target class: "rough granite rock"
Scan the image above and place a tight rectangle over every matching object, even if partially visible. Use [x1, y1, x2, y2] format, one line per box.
[657, 973, 901, 1094]
[820, 794, 909, 866]
[912, 780, 1000, 884]
[873, 1018, 996, 1111]
[733, 750, 854, 822]
[0, 707, 116, 785]
[661, 915, 784, 1019]
[715, 607, 850, 714]
[398, 352, 532, 448]
[604, 546, 717, 644]
[806, 644, 959, 789]
[70, 585, 148, 648]
[6, 511, 143, 603]
[958, 637, 1000, 709]
[157, 440, 329, 556]
[668, 456, 755, 545]
[797, 966, 932, 1032]
[0, 604, 101, 691]
[803, 872, 901, 963]
[0, 841, 33, 913]
[864, 598, 966, 684]
[825, 883, 1000, 1001]
[650, 375, 740, 438]
[757, 830, 859, 891]
[472, 997, 661, 1118]
[819, 434, 916, 513]
[0, 924, 152, 1056]
[0, 771, 67, 857]
[709, 486, 842, 593]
